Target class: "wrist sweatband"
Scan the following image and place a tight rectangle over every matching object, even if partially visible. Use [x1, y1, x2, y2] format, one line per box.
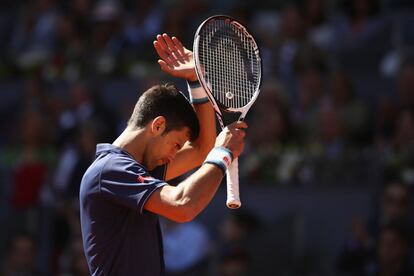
[203, 147, 234, 174]
[187, 80, 209, 104]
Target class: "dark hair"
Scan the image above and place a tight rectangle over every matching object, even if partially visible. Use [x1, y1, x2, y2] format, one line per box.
[128, 84, 200, 141]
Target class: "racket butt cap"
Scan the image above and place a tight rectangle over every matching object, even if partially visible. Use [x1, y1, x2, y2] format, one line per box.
[226, 200, 241, 209]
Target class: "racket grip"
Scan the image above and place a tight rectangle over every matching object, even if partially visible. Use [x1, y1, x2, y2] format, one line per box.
[226, 158, 241, 209]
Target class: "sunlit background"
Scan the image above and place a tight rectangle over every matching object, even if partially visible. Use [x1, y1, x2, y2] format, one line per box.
[0, 0, 414, 275]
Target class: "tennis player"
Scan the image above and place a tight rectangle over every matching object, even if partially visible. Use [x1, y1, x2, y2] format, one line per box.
[79, 33, 247, 275]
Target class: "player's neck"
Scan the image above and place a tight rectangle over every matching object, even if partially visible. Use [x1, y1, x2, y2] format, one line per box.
[113, 127, 148, 164]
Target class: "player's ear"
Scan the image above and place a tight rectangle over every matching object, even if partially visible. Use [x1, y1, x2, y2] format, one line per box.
[151, 116, 166, 135]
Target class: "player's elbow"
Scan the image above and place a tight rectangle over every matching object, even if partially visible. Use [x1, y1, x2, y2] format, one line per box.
[163, 186, 204, 223]
[172, 212, 195, 223]
[172, 198, 200, 223]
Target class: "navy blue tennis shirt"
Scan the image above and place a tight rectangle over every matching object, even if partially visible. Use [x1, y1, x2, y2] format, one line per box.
[80, 143, 168, 275]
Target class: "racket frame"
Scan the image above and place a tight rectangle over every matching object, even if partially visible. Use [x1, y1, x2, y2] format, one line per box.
[193, 15, 263, 208]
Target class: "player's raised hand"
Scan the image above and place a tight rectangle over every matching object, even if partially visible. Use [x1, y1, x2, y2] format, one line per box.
[153, 33, 198, 82]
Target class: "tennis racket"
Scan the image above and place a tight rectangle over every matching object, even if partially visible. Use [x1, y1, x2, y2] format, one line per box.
[193, 15, 262, 209]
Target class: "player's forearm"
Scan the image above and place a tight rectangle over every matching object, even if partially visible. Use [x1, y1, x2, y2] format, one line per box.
[174, 164, 224, 221]
[189, 83, 216, 160]
[192, 102, 215, 156]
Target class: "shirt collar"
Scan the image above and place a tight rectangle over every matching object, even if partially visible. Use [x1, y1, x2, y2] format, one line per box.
[96, 143, 135, 160]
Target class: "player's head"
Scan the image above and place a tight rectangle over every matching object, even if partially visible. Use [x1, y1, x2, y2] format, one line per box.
[128, 84, 200, 169]
[128, 84, 200, 141]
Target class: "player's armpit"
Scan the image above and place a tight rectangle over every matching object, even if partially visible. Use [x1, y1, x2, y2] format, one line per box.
[164, 142, 204, 181]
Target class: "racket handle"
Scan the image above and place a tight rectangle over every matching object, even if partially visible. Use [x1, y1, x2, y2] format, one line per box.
[226, 158, 241, 209]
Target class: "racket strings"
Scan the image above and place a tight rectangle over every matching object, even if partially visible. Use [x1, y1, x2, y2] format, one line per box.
[198, 20, 260, 109]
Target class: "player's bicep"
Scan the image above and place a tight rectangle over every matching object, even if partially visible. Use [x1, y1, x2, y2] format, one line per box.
[165, 142, 204, 181]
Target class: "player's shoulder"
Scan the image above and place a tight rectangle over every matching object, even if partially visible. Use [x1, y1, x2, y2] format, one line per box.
[103, 153, 147, 174]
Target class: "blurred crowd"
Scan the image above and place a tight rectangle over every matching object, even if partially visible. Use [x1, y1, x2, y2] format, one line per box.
[0, 0, 414, 275]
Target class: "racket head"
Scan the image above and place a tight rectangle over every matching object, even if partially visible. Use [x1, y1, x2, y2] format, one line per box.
[193, 15, 262, 114]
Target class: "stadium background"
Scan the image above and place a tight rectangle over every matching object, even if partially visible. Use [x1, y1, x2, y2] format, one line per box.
[0, 0, 414, 275]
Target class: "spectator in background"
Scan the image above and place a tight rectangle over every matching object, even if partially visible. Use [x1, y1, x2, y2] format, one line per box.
[315, 99, 345, 158]
[391, 109, 414, 152]
[58, 80, 117, 146]
[67, 0, 94, 27]
[218, 246, 249, 276]
[37, 98, 112, 274]
[291, 56, 328, 145]
[374, 94, 399, 151]
[123, 1, 163, 61]
[88, 0, 125, 75]
[241, 79, 294, 183]
[397, 58, 414, 110]
[329, 71, 371, 146]
[9, 0, 59, 71]
[215, 210, 259, 275]
[161, 218, 212, 276]
[248, 79, 291, 148]
[0, 105, 56, 225]
[219, 210, 259, 247]
[378, 58, 414, 184]
[300, 0, 335, 51]
[50, 11, 88, 80]
[364, 223, 413, 276]
[160, 0, 208, 47]
[51, 0, 93, 80]
[58, 235, 89, 276]
[0, 231, 38, 276]
[53, 120, 102, 201]
[273, 3, 307, 82]
[384, 116, 414, 185]
[337, 181, 413, 275]
[375, 57, 414, 152]
[1, 77, 53, 146]
[332, 0, 382, 52]
[0, 104, 56, 273]
[41, 120, 101, 266]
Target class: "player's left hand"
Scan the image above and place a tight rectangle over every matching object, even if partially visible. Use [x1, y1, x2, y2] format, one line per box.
[153, 33, 198, 82]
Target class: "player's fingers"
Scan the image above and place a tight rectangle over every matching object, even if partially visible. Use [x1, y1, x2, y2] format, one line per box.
[154, 41, 179, 67]
[162, 33, 176, 50]
[157, 35, 180, 67]
[235, 128, 246, 139]
[156, 34, 170, 53]
[231, 121, 248, 129]
[172, 37, 190, 63]
[158, 60, 173, 73]
[172, 36, 186, 56]
[154, 41, 171, 61]
[163, 34, 185, 64]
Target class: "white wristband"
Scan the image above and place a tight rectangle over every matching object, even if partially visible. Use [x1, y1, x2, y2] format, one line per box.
[187, 80, 209, 104]
[203, 147, 234, 174]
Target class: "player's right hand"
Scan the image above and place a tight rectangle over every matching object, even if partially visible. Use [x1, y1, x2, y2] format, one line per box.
[215, 121, 247, 158]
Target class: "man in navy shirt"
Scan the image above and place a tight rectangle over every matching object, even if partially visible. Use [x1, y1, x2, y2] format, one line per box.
[80, 33, 247, 275]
